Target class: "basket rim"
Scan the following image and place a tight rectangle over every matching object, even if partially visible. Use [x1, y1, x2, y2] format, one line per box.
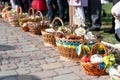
[55, 37, 84, 43]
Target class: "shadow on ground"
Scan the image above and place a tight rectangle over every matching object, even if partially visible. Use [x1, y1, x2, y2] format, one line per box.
[0, 45, 17, 51]
[0, 75, 41, 80]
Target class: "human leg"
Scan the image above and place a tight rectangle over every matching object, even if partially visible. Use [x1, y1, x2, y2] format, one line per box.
[47, 0, 56, 23]
[57, 0, 65, 21]
[88, 0, 101, 31]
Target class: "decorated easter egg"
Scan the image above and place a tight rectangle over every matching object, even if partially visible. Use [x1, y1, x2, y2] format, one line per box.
[81, 55, 90, 63]
[45, 28, 55, 33]
[90, 54, 102, 63]
[74, 27, 86, 36]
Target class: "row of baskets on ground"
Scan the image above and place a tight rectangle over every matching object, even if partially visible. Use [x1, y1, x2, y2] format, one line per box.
[1, 6, 120, 79]
[1, 6, 49, 35]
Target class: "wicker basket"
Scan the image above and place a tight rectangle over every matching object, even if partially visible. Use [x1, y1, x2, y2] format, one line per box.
[2, 6, 11, 21]
[80, 42, 108, 76]
[55, 37, 84, 62]
[7, 7, 19, 27]
[19, 8, 34, 26]
[28, 11, 49, 35]
[41, 17, 64, 48]
[20, 8, 35, 32]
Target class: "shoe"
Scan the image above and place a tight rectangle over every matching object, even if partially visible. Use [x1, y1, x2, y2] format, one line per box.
[115, 34, 120, 42]
[104, 29, 115, 34]
[88, 24, 101, 31]
[88, 27, 100, 31]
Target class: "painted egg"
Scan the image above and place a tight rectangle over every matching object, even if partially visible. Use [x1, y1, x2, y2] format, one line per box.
[90, 54, 102, 63]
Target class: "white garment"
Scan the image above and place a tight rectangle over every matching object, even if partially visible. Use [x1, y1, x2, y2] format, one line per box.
[111, 1, 120, 17]
[111, 1, 120, 39]
[73, 6, 85, 26]
[115, 19, 120, 39]
[10, 0, 18, 9]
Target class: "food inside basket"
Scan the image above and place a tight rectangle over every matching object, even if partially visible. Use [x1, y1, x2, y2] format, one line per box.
[55, 25, 96, 42]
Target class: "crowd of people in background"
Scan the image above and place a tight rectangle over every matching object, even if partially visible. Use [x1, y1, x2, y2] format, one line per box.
[0, 0, 120, 41]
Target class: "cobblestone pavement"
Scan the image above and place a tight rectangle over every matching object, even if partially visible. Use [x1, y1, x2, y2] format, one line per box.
[0, 19, 110, 80]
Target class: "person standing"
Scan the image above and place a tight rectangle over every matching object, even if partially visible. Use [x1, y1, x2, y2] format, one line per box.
[87, 0, 102, 31]
[46, 0, 57, 23]
[56, 0, 66, 21]
[31, 0, 47, 11]
[104, 0, 120, 33]
[68, 0, 88, 26]
[10, 0, 18, 9]
[111, 1, 120, 41]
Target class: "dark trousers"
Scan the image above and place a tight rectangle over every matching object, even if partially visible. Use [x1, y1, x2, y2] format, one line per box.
[47, 0, 56, 23]
[87, 0, 102, 27]
[57, 0, 65, 21]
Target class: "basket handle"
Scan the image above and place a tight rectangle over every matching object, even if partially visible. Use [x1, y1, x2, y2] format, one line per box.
[51, 17, 64, 28]
[89, 42, 108, 58]
[35, 11, 44, 22]
[28, 7, 35, 17]
[16, 6, 22, 16]
[2, 6, 11, 13]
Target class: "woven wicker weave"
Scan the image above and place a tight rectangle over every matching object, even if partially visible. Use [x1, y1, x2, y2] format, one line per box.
[80, 42, 108, 76]
[41, 17, 64, 48]
[7, 7, 20, 27]
[55, 37, 84, 62]
[28, 11, 49, 35]
[2, 6, 11, 21]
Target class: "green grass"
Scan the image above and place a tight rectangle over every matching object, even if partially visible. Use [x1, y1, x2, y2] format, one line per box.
[57, 2, 119, 44]
[92, 2, 119, 44]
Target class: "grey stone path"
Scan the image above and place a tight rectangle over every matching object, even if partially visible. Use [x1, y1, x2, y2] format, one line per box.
[0, 19, 110, 80]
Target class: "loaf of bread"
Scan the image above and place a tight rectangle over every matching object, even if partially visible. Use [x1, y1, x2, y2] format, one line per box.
[66, 34, 81, 39]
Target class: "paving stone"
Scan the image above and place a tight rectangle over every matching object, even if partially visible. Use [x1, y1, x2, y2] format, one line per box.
[54, 68, 72, 75]
[69, 66, 86, 77]
[16, 68, 30, 75]
[22, 47, 39, 52]
[2, 55, 9, 59]
[53, 74, 80, 80]
[0, 70, 17, 78]
[81, 76, 99, 80]
[46, 51, 59, 57]
[9, 58, 20, 64]
[2, 59, 10, 65]
[40, 47, 53, 51]
[0, 56, 3, 60]
[45, 58, 57, 63]
[99, 75, 110, 80]
[14, 49, 23, 53]
[19, 57, 31, 62]
[2, 77, 17, 80]
[30, 70, 57, 79]
[28, 60, 40, 66]
[17, 75, 33, 80]
[0, 64, 18, 71]
[8, 53, 29, 58]
[41, 54, 50, 59]
[62, 62, 79, 67]
[0, 51, 6, 55]
[30, 55, 45, 60]
[39, 60, 47, 65]
[35, 50, 46, 55]
[42, 78, 53, 80]
[41, 62, 63, 70]
[29, 65, 42, 73]
[17, 62, 29, 68]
